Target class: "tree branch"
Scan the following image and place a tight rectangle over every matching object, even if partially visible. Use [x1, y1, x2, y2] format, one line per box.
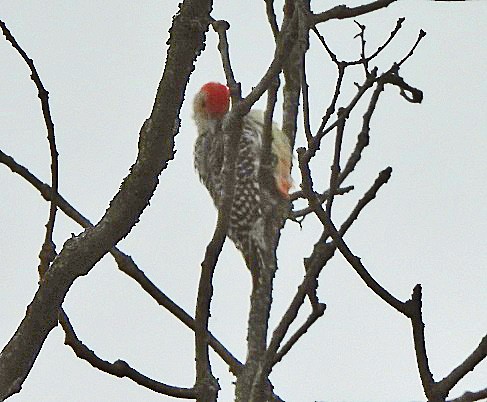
[0, 19, 59, 277]
[58, 310, 197, 399]
[448, 387, 487, 402]
[0, 148, 243, 376]
[408, 285, 436, 399]
[264, 0, 280, 39]
[264, 167, 393, 375]
[310, 0, 398, 25]
[437, 334, 487, 397]
[0, 1, 213, 398]
[272, 302, 326, 366]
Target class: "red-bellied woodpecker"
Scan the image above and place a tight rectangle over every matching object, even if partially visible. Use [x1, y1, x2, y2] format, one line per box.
[193, 82, 292, 273]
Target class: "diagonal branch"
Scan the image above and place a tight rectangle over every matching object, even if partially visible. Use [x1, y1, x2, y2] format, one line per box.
[272, 302, 326, 366]
[264, 0, 280, 39]
[310, 0, 398, 25]
[448, 387, 487, 402]
[263, 167, 393, 375]
[0, 1, 214, 398]
[319, 194, 409, 315]
[437, 334, 487, 397]
[0, 148, 243, 376]
[58, 309, 197, 399]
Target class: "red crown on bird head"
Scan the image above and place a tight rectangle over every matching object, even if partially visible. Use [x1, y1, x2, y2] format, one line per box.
[199, 82, 230, 118]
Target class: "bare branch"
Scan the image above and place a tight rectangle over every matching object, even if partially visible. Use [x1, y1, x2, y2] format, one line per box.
[195, 18, 247, 398]
[324, 206, 409, 315]
[306, 69, 377, 161]
[194, 221, 226, 399]
[301, 55, 313, 144]
[0, 148, 244, 377]
[310, 0, 398, 25]
[298, 138, 408, 315]
[212, 20, 240, 100]
[236, 10, 299, 118]
[0, 0, 214, 397]
[326, 107, 346, 217]
[0, 19, 59, 277]
[448, 387, 487, 402]
[267, 167, 393, 370]
[280, 0, 308, 150]
[354, 20, 369, 73]
[383, 69, 423, 104]
[366, 18, 405, 63]
[272, 302, 326, 366]
[338, 168, 391, 234]
[408, 285, 436, 398]
[338, 77, 383, 184]
[59, 310, 197, 399]
[312, 26, 339, 64]
[438, 334, 487, 396]
[291, 185, 354, 220]
[111, 249, 243, 376]
[398, 29, 427, 67]
[264, 0, 280, 39]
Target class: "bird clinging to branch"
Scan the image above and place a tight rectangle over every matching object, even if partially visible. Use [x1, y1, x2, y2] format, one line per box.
[193, 82, 292, 275]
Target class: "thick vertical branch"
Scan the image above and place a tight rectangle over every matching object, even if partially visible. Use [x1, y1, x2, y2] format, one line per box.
[0, 1, 213, 399]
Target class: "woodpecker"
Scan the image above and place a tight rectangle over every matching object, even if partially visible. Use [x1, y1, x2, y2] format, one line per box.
[193, 82, 292, 271]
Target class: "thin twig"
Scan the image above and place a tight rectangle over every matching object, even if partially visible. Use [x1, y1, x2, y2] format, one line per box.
[326, 107, 346, 217]
[319, 196, 409, 315]
[291, 185, 354, 220]
[343, 18, 406, 67]
[437, 334, 487, 396]
[338, 77, 383, 185]
[311, 27, 345, 136]
[310, 0, 398, 25]
[0, 19, 59, 277]
[311, 26, 338, 64]
[272, 302, 326, 366]
[366, 18, 405, 63]
[383, 68, 423, 104]
[338, 168, 391, 234]
[59, 309, 197, 399]
[301, 55, 313, 144]
[212, 20, 239, 99]
[398, 29, 427, 67]
[306, 68, 377, 161]
[354, 20, 369, 73]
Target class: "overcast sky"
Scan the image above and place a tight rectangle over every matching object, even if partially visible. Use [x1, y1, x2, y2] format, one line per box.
[0, 1, 486, 401]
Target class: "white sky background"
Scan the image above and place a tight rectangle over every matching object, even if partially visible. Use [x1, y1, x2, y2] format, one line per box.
[0, 1, 486, 401]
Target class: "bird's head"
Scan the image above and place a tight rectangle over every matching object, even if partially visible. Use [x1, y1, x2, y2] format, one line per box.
[193, 82, 230, 125]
